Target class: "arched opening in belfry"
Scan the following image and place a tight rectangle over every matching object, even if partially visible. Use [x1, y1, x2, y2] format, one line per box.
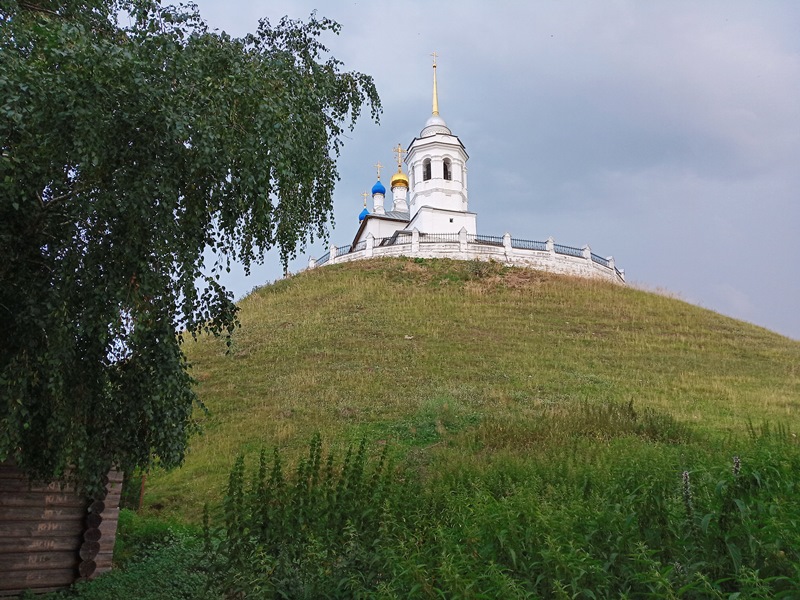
[443, 158, 452, 181]
[423, 158, 432, 181]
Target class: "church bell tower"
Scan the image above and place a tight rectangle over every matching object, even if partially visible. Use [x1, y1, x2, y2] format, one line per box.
[405, 53, 474, 234]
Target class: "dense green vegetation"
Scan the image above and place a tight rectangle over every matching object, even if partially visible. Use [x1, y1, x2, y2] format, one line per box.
[1, 0, 379, 491]
[42, 258, 800, 598]
[43, 429, 800, 598]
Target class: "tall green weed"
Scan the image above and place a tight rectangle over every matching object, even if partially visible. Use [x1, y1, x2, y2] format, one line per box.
[44, 430, 798, 598]
[200, 431, 800, 598]
[204, 434, 401, 598]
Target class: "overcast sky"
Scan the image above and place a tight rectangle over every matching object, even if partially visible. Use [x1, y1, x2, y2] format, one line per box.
[191, 0, 800, 341]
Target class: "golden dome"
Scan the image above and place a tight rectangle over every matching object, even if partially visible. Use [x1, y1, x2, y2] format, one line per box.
[390, 169, 409, 188]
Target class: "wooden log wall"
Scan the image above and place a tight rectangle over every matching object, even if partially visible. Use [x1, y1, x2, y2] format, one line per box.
[0, 463, 123, 597]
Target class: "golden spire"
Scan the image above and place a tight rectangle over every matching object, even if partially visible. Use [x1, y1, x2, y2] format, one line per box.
[393, 143, 407, 170]
[431, 51, 439, 116]
[373, 161, 384, 179]
[361, 191, 368, 207]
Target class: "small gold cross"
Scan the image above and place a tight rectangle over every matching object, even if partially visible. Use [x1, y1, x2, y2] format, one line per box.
[431, 51, 438, 67]
[361, 190, 368, 206]
[393, 143, 407, 168]
[374, 161, 384, 179]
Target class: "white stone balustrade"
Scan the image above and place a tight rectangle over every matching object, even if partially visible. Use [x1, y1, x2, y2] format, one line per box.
[309, 231, 625, 284]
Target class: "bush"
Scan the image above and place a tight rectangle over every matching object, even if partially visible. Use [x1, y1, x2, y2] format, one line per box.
[58, 431, 799, 598]
[199, 433, 799, 597]
[34, 518, 219, 600]
[205, 434, 403, 598]
[113, 508, 202, 567]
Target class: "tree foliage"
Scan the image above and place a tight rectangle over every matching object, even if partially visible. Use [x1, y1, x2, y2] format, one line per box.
[0, 0, 380, 493]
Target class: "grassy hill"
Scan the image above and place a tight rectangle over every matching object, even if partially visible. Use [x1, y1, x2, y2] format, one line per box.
[145, 257, 800, 519]
[75, 257, 799, 599]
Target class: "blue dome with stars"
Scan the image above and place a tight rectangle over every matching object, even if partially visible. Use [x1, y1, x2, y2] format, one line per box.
[358, 207, 369, 222]
[371, 180, 386, 196]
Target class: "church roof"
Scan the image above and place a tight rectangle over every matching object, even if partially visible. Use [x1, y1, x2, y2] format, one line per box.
[350, 210, 410, 248]
[381, 210, 410, 221]
[421, 113, 451, 137]
[371, 179, 386, 196]
[390, 169, 409, 188]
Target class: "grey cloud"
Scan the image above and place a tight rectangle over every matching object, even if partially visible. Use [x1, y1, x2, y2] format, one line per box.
[193, 0, 800, 340]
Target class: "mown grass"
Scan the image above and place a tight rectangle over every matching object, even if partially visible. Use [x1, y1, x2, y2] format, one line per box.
[144, 258, 800, 519]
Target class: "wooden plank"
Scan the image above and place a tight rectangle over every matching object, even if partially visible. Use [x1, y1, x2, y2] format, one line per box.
[0, 465, 120, 485]
[0, 462, 124, 591]
[0, 491, 87, 508]
[0, 465, 28, 478]
[0, 585, 74, 598]
[104, 494, 122, 506]
[0, 520, 84, 538]
[0, 535, 81, 553]
[97, 518, 117, 537]
[0, 478, 76, 493]
[0, 550, 79, 572]
[97, 509, 120, 524]
[0, 569, 77, 594]
[0, 504, 87, 521]
[94, 551, 114, 575]
[0, 472, 75, 488]
[95, 516, 119, 577]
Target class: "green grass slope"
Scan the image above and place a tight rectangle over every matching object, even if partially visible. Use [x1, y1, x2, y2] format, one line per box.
[145, 258, 800, 519]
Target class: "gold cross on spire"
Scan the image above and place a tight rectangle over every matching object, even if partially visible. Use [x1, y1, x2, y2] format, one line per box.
[361, 190, 368, 207]
[374, 161, 384, 179]
[393, 143, 407, 169]
[431, 51, 440, 116]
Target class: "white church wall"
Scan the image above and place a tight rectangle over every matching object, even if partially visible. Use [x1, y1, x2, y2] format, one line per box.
[361, 217, 408, 240]
[408, 207, 476, 235]
[406, 135, 469, 217]
[410, 188, 465, 215]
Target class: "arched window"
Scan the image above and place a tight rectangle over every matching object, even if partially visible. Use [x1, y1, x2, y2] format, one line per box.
[423, 158, 431, 181]
[443, 158, 452, 181]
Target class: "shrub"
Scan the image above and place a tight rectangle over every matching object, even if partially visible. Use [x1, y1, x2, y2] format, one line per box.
[205, 434, 402, 598]
[189, 432, 800, 597]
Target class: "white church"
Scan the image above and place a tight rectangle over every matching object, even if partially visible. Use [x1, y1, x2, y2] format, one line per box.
[309, 58, 624, 285]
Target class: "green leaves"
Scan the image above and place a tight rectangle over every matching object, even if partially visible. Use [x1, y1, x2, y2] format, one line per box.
[0, 1, 380, 492]
[207, 436, 398, 598]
